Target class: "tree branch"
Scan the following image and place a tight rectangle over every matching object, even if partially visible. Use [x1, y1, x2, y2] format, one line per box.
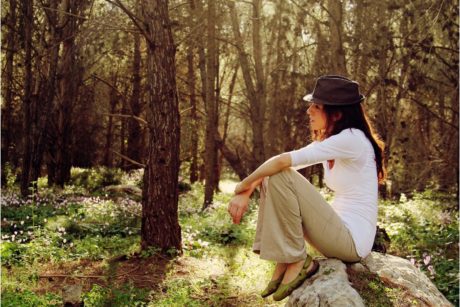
[111, 149, 146, 167]
[100, 112, 147, 126]
[105, 0, 154, 46]
[409, 96, 458, 130]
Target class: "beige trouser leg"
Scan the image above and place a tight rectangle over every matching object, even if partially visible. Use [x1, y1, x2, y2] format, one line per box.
[252, 168, 360, 263]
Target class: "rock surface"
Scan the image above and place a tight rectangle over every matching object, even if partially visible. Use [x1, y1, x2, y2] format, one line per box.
[286, 252, 452, 307]
[62, 284, 82, 306]
[362, 253, 452, 307]
[286, 259, 365, 307]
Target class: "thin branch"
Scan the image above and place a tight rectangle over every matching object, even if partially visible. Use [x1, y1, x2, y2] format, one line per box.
[100, 112, 147, 126]
[409, 96, 458, 130]
[289, 0, 328, 26]
[105, 0, 154, 47]
[215, 36, 241, 49]
[180, 106, 193, 115]
[91, 74, 130, 104]
[111, 149, 146, 168]
[115, 266, 140, 277]
[175, 16, 206, 47]
[39, 274, 105, 279]
[169, 1, 190, 11]
[37, 4, 88, 20]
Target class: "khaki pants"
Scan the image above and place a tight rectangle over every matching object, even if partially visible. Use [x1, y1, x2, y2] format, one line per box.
[252, 168, 360, 263]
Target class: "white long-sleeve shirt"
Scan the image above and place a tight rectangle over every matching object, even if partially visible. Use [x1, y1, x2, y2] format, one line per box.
[288, 128, 378, 258]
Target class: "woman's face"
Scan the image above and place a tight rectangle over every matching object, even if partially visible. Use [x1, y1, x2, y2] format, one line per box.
[307, 103, 327, 130]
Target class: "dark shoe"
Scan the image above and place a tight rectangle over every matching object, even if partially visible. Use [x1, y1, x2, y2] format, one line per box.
[261, 272, 285, 298]
[272, 256, 319, 301]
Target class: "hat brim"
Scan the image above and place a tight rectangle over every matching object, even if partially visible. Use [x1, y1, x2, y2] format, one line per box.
[302, 93, 365, 105]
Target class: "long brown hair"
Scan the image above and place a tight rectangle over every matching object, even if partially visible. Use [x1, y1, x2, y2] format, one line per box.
[311, 103, 386, 183]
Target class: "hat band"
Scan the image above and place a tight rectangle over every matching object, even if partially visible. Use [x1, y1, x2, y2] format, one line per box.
[303, 94, 365, 105]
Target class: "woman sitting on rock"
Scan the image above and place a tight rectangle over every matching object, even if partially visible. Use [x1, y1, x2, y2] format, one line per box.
[228, 75, 385, 301]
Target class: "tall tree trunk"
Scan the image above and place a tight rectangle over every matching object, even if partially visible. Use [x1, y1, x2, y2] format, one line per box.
[120, 89, 128, 169]
[104, 78, 118, 168]
[327, 0, 347, 75]
[44, 0, 62, 187]
[20, 0, 34, 196]
[203, 0, 219, 208]
[1, 0, 17, 186]
[127, 1, 143, 170]
[140, 0, 181, 252]
[354, 0, 370, 85]
[228, 1, 266, 171]
[266, 0, 285, 157]
[251, 0, 266, 166]
[186, 1, 199, 183]
[21, 0, 57, 194]
[193, 0, 207, 184]
[55, 0, 83, 186]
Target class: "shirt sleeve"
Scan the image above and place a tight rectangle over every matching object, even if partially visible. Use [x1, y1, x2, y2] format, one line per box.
[289, 129, 366, 168]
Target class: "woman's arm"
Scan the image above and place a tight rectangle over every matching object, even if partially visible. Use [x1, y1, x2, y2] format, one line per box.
[234, 153, 292, 194]
[228, 153, 292, 224]
[228, 177, 264, 224]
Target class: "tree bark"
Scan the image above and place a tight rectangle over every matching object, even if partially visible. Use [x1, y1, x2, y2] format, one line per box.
[228, 1, 266, 171]
[251, 0, 267, 165]
[187, 1, 199, 183]
[266, 0, 285, 157]
[127, 1, 143, 170]
[54, 0, 86, 186]
[20, 0, 34, 196]
[203, 0, 219, 209]
[327, 0, 347, 75]
[140, 0, 181, 252]
[1, 0, 17, 186]
[104, 76, 118, 168]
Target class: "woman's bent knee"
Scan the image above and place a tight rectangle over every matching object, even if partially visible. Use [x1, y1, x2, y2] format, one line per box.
[268, 168, 296, 188]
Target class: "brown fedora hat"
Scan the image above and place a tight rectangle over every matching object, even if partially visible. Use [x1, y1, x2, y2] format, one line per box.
[303, 75, 365, 105]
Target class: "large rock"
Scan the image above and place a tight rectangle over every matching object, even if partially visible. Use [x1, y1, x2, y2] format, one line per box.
[362, 253, 452, 307]
[286, 259, 364, 307]
[286, 252, 452, 307]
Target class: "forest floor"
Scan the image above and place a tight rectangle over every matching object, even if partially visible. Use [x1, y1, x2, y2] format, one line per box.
[1, 167, 458, 306]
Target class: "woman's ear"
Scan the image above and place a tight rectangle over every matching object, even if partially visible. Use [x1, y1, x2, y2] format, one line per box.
[332, 111, 342, 122]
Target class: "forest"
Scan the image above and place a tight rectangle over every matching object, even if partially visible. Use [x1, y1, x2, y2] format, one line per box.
[1, 0, 458, 306]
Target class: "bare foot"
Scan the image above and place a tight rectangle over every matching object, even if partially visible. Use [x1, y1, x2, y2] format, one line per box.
[282, 258, 314, 284]
[271, 263, 288, 281]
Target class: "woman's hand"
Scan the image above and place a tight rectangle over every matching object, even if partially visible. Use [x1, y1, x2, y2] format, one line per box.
[234, 180, 251, 195]
[227, 194, 250, 224]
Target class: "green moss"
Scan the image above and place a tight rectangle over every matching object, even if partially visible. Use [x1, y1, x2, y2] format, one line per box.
[347, 266, 423, 307]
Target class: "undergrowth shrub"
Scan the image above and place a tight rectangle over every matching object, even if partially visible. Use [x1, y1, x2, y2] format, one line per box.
[83, 283, 149, 307]
[378, 190, 459, 305]
[70, 167, 123, 192]
[1, 289, 62, 307]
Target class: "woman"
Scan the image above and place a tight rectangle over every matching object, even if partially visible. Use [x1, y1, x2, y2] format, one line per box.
[227, 75, 385, 301]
